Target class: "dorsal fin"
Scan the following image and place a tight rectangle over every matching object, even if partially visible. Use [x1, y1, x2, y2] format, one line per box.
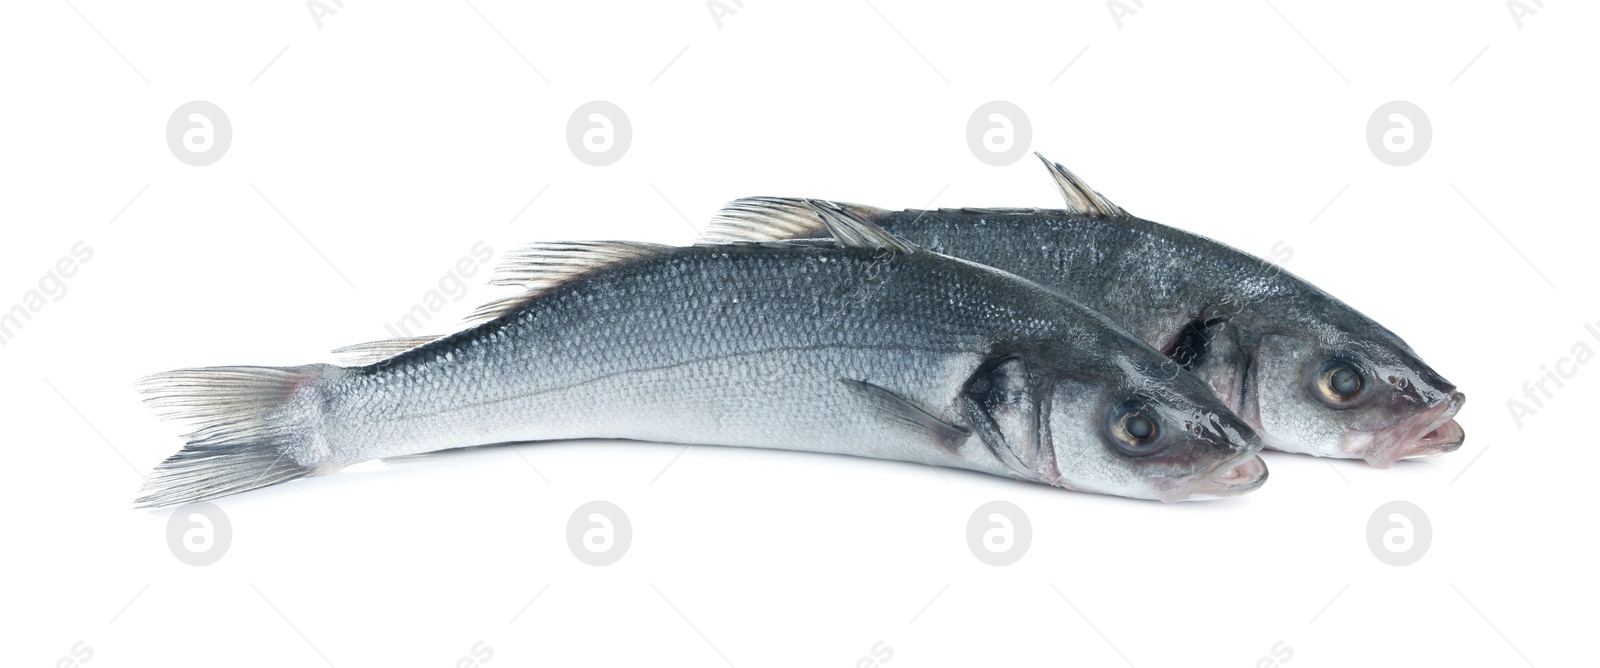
[465, 241, 673, 323]
[802, 199, 917, 254]
[699, 197, 891, 244]
[332, 335, 443, 366]
[1034, 152, 1128, 219]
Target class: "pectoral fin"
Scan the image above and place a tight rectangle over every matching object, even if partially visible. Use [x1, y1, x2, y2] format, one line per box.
[840, 379, 968, 452]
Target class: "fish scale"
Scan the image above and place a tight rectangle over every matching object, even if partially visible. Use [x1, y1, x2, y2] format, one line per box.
[136, 206, 1264, 507]
[700, 156, 1466, 467]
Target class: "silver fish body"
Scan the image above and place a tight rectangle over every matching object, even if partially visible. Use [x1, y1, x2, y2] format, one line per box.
[702, 158, 1465, 466]
[138, 215, 1265, 507]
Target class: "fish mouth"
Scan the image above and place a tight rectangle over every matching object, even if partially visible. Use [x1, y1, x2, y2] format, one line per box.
[1181, 454, 1269, 501]
[1363, 391, 1467, 467]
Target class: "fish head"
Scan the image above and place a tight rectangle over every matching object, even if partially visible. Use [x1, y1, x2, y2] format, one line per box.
[1248, 327, 1465, 467]
[971, 342, 1266, 502]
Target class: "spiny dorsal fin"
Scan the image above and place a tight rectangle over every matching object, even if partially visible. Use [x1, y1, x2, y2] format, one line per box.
[802, 199, 918, 254]
[1034, 152, 1128, 219]
[699, 197, 891, 244]
[466, 241, 673, 323]
[332, 336, 443, 366]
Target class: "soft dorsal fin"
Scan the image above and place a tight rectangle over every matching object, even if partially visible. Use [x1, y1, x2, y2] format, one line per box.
[332, 335, 443, 366]
[1034, 153, 1128, 219]
[326, 242, 675, 363]
[802, 199, 918, 254]
[465, 241, 673, 323]
[699, 197, 892, 245]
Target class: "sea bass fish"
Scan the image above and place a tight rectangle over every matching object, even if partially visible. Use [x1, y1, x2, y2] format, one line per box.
[136, 203, 1264, 507]
[700, 157, 1464, 467]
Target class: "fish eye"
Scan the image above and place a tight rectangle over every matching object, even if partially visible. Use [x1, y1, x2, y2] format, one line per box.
[1316, 359, 1367, 406]
[1108, 399, 1164, 456]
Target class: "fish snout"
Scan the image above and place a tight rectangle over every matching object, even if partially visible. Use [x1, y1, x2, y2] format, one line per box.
[1184, 454, 1269, 501]
[1365, 391, 1466, 467]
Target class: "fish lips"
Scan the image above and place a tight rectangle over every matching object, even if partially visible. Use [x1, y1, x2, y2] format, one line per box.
[1363, 391, 1467, 467]
[1176, 453, 1269, 501]
[1152, 408, 1267, 502]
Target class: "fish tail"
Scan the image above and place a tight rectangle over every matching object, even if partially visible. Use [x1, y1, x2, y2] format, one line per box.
[134, 364, 342, 508]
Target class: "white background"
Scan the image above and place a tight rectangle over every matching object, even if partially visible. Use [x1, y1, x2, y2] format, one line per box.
[2, 1, 1593, 666]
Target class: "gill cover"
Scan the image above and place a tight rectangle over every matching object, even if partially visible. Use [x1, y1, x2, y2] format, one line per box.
[961, 356, 1056, 481]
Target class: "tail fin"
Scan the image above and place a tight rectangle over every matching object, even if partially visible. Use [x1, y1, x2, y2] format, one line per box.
[135, 364, 339, 508]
